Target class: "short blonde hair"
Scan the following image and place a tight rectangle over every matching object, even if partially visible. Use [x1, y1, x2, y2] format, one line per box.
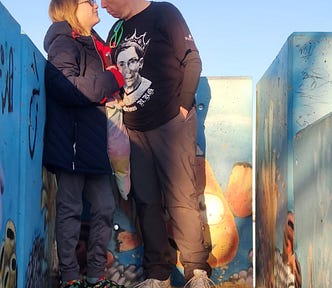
[48, 0, 87, 35]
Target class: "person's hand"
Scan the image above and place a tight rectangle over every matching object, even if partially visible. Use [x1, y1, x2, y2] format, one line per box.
[112, 98, 125, 108]
[180, 106, 188, 118]
[105, 93, 125, 108]
[112, 91, 125, 107]
[105, 98, 117, 108]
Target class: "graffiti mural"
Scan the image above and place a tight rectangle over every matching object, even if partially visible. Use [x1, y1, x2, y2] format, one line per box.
[76, 197, 145, 287]
[0, 43, 14, 115]
[294, 114, 332, 288]
[0, 220, 17, 287]
[0, 164, 4, 232]
[1, 5, 47, 287]
[25, 237, 47, 288]
[194, 77, 253, 287]
[72, 77, 253, 288]
[1, 12, 21, 288]
[255, 87, 301, 288]
[0, 17, 20, 286]
[28, 53, 41, 160]
[105, 200, 145, 286]
[256, 32, 332, 288]
[170, 156, 253, 287]
[41, 168, 58, 287]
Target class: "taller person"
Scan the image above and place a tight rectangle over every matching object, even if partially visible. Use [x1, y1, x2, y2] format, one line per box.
[101, 1, 215, 287]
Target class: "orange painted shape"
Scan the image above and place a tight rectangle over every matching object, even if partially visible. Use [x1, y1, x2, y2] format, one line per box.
[196, 156, 239, 267]
[224, 163, 252, 218]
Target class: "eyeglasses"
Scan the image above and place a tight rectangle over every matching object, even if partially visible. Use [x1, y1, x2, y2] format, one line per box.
[78, 0, 96, 6]
[109, 19, 124, 48]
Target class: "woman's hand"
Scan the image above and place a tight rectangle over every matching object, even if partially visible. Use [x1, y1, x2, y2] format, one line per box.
[106, 92, 125, 108]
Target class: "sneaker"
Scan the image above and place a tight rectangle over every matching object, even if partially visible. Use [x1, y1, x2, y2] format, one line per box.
[60, 279, 85, 288]
[134, 277, 171, 288]
[86, 277, 125, 288]
[184, 269, 216, 288]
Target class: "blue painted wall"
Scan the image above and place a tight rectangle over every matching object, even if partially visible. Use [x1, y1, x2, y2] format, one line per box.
[0, 2, 47, 287]
[294, 113, 332, 288]
[256, 32, 332, 288]
[195, 76, 253, 285]
[103, 76, 254, 287]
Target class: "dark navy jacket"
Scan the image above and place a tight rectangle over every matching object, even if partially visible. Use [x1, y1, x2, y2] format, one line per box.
[43, 21, 121, 174]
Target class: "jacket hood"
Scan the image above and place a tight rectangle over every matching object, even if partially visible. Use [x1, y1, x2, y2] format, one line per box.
[44, 21, 73, 53]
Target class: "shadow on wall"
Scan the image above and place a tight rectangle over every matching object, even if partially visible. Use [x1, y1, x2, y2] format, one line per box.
[196, 76, 211, 155]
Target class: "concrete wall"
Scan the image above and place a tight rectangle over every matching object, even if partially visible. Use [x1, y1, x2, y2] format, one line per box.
[195, 76, 253, 286]
[101, 76, 254, 288]
[294, 113, 332, 288]
[256, 32, 332, 288]
[0, 2, 47, 287]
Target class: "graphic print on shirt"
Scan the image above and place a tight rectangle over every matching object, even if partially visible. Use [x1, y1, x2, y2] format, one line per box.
[114, 30, 154, 112]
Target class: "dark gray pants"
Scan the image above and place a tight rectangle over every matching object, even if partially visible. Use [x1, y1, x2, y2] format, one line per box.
[128, 108, 211, 281]
[55, 172, 115, 282]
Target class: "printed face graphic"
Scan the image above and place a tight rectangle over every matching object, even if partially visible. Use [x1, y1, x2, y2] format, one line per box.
[117, 46, 143, 93]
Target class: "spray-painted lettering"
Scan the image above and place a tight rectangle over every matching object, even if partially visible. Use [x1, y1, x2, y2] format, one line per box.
[29, 52, 40, 159]
[1, 44, 14, 114]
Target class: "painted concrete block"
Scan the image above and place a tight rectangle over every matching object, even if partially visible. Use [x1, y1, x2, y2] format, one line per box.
[106, 76, 254, 287]
[1, 4, 47, 287]
[195, 76, 253, 286]
[0, 4, 22, 287]
[294, 113, 332, 288]
[256, 32, 332, 288]
[18, 34, 46, 288]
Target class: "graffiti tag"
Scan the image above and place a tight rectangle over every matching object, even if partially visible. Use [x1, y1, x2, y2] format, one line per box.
[29, 52, 41, 159]
[1, 43, 14, 114]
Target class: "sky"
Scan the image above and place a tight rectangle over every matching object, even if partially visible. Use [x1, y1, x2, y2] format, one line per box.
[1, 0, 332, 85]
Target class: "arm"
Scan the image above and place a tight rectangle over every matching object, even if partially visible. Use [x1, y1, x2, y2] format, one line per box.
[45, 35, 122, 107]
[179, 49, 202, 112]
[161, 3, 202, 112]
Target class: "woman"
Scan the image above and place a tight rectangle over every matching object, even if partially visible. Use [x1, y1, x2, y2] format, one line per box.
[43, 0, 124, 287]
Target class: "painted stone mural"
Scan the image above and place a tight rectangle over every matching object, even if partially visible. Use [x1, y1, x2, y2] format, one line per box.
[256, 32, 332, 288]
[294, 114, 332, 288]
[1, 3, 48, 288]
[0, 220, 17, 287]
[77, 77, 253, 287]
[194, 77, 253, 287]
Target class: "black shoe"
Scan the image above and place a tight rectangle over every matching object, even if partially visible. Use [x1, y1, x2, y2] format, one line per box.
[86, 277, 124, 288]
[60, 279, 85, 288]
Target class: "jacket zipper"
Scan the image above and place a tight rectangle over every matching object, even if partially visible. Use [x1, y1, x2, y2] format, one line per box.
[91, 35, 106, 72]
[72, 122, 78, 171]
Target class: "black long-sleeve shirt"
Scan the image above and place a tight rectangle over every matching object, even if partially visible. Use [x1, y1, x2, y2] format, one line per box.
[107, 1, 202, 131]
